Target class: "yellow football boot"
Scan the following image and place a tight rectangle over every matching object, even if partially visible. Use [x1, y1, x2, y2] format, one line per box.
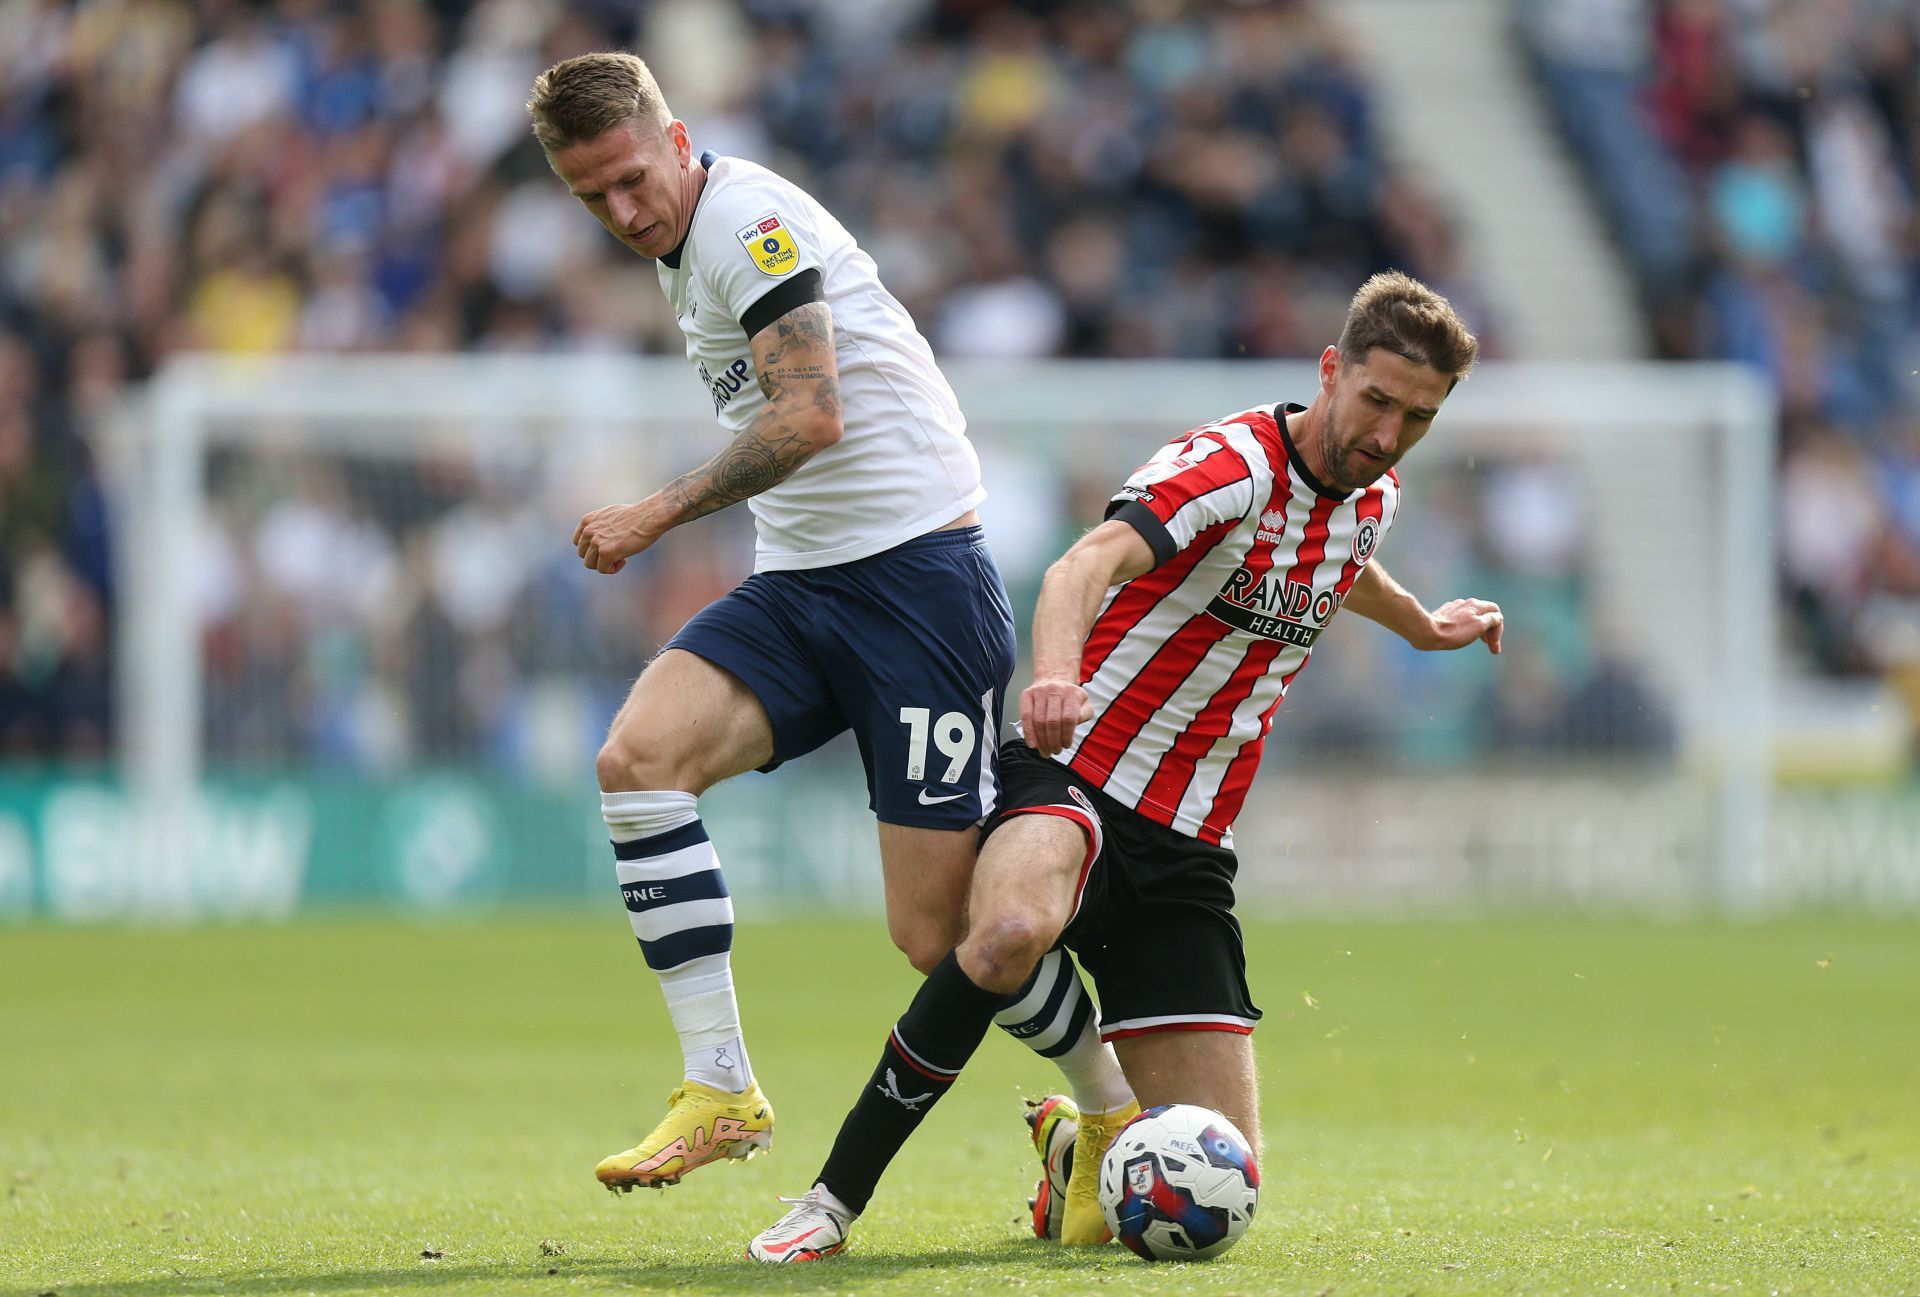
[1061, 1099, 1140, 1244]
[596, 1080, 774, 1191]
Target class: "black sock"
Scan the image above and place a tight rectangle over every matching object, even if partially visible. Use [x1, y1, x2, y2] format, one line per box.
[816, 949, 1009, 1216]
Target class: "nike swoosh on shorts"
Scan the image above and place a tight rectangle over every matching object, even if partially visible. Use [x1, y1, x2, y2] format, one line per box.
[917, 789, 967, 806]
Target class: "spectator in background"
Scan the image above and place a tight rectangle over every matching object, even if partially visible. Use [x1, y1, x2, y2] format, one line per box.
[1780, 428, 1882, 676]
[1865, 416, 1920, 744]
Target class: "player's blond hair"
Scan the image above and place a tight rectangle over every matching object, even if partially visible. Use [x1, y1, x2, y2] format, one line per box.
[1338, 271, 1479, 384]
[526, 52, 671, 154]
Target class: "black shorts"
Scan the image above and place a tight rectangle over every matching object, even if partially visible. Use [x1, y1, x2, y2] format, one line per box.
[981, 740, 1262, 1040]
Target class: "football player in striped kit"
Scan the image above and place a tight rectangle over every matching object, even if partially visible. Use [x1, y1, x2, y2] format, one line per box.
[750, 272, 1503, 1261]
[527, 54, 1133, 1202]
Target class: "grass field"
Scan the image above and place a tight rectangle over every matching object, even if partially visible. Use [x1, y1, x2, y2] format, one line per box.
[3, 913, 1917, 1296]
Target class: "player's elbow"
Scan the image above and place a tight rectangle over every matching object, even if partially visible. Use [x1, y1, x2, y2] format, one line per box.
[786, 378, 843, 450]
[1037, 557, 1087, 609]
[808, 410, 844, 449]
[771, 403, 839, 457]
[1045, 546, 1096, 584]
[1045, 548, 1118, 599]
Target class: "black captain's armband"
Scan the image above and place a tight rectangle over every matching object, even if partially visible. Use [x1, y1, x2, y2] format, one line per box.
[1105, 498, 1177, 569]
[741, 268, 825, 340]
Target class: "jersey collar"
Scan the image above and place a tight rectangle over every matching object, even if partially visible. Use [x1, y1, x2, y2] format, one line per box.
[659, 150, 718, 270]
[1274, 402, 1353, 501]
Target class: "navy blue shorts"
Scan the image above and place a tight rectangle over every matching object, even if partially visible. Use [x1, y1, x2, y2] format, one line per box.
[666, 525, 1017, 829]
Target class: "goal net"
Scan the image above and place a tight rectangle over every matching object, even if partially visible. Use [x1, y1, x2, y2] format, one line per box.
[86, 355, 1774, 920]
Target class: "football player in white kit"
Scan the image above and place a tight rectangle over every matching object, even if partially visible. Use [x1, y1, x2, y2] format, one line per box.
[526, 53, 1135, 1198]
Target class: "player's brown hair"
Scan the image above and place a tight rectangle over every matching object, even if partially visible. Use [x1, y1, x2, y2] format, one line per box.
[1337, 271, 1479, 384]
[526, 52, 670, 154]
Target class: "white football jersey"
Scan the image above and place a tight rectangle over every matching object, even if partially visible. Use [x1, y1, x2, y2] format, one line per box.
[655, 153, 985, 571]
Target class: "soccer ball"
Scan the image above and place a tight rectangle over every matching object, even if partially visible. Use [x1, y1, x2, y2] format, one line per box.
[1098, 1103, 1259, 1261]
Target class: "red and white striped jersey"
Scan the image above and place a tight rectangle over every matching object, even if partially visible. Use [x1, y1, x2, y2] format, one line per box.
[1057, 403, 1401, 847]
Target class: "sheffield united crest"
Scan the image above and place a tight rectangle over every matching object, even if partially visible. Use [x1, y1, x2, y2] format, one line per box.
[1353, 516, 1379, 563]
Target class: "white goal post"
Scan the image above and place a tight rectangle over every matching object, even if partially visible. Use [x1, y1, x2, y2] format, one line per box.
[108, 354, 1776, 914]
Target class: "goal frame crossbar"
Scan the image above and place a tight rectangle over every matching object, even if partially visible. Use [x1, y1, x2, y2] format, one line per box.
[114, 354, 1777, 907]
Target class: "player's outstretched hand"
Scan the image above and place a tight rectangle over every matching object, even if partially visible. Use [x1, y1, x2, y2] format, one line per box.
[1022, 677, 1094, 756]
[1425, 598, 1504, 654]
[573, 503, 657, 574]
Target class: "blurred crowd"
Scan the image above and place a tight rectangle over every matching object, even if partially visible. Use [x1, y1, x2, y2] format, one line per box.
[187, 427, 1663, 780]
[1522, 0, 1920, 702]
[0, 0, 1504, 765]
[0, 0, 1671, 771]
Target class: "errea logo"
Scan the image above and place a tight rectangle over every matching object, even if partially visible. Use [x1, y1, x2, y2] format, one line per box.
[1256, 508, 1287, 544]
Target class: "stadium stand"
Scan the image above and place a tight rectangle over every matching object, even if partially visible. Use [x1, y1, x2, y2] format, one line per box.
[0, 0, 1493, 762]
[5, 0, 1910, 766]
[1520, 0, 1920, 698]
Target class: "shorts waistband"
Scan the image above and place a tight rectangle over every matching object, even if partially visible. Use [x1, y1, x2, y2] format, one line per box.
[867, 523, 986, 560]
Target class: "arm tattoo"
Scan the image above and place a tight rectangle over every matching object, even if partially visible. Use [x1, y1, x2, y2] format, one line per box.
[664, 304, 842, 524]
[663, 410, 817, 523]
[813, 378, 843, 419]
[756, 363, 827, 403]
[751, 303, 833, 370]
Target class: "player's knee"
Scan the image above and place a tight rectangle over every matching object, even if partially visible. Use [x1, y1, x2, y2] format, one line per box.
[594, 741, 631, 792]
[595, 735, 691, 794]
[958, 910, 1053, 993]
[892, 926, 951, 976]
[595, 738, 646, 792]
[889, 904, 962, 974]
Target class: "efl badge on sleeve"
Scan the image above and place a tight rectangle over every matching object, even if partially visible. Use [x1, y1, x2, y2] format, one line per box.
[737, 213, 799, 277]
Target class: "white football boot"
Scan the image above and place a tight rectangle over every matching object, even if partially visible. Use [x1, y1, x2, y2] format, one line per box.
[746, 1184, 853, 1263]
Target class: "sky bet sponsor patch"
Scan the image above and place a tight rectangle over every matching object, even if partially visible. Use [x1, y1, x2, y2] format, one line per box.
[738, 212, 798, 276]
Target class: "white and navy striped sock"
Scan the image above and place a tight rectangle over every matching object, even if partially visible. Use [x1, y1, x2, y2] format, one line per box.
[604, 790, 753, 1094]
[995, 949, 1135, 1115]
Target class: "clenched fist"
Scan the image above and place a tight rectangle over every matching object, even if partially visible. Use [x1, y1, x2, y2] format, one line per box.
[1021, 675, 1094, 756]
[573, 503, 658, 574]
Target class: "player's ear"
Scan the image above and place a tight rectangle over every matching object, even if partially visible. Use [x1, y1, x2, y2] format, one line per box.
[1319, 345, 1342, 392]
[668, 119, 691, 162]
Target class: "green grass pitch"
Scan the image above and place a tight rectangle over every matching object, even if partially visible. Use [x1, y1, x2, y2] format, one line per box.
[3, 913, 1917, 1295]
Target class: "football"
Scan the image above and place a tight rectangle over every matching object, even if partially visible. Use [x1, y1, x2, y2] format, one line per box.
[1098, 1103, 1260, 1261]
